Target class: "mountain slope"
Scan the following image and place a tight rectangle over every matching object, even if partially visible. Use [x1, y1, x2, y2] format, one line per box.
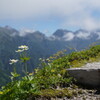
[0, 26, 100, 85]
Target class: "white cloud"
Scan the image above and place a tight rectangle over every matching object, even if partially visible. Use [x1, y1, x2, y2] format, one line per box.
[63, 32, 75, 41]
[76, 32, 91, 39]
[80, 16, 100, 31]
[96, 32, 100, 39]
[0, 0, 100, 30]
[0, 0, 84, 19]
[19, 28, 35, 36]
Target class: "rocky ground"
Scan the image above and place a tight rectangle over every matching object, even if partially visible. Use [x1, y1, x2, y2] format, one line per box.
[36, 88, 100, 100]
[64, 89, 100, 100]
[36, 62, 100, 100]
[66, 62, 100, 100]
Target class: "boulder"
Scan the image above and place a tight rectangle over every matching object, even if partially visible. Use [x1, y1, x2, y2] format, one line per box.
[67, 68, 100, 87]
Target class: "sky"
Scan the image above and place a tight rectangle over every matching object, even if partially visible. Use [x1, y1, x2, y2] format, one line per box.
[0, 0, 100, 35]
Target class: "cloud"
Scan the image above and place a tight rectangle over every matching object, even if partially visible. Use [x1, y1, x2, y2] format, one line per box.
[76, 32, 91, 39]
[63, 32, 75, 41]
[19, 28, 35, 36]
[82, 17, 100, 30]
[0, 0, 100, 30]
[96, 32, 100, 39]
[0, 0, 79, 19]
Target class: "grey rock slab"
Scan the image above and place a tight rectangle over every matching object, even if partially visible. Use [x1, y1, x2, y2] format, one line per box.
[67, 62, 100, 87]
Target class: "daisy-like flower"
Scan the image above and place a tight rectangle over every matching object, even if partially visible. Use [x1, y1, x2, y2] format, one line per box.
[15, 49, 24, 53]
[18, 45, 29, 51]
[15, 45, 29, 53]
[9, 59, 19, 65]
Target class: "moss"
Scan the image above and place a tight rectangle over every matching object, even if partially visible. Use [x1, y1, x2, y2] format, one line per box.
[40, 87, 82, 98]
[40, 89, 65, 98]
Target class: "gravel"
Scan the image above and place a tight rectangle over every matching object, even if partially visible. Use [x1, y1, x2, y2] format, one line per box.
[50, 89, 100, 100]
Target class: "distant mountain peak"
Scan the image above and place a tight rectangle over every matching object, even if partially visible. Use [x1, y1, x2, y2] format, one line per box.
[75, 29, 88, 34]
[4, 25, 12, 29]
[53, 29, 72, 37]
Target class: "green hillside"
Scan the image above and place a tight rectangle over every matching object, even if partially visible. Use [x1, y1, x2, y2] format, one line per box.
[0, 45, 100, 100]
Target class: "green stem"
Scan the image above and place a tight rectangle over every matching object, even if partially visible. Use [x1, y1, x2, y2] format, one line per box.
[25, 62, 28, 75]
[13, 64, 16, 73]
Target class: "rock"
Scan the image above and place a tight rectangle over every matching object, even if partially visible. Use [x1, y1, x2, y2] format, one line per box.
[67, 62, 100, 87]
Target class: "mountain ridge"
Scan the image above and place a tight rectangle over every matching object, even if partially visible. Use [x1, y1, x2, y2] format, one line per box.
[1, 26, 100, 41]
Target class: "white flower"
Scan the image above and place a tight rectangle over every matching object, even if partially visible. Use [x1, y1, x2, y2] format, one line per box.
[18, 45, 29, 51]
[16, 45, 29, 53]
[15, 49, 24, 53]
[9, 59, 19, 65]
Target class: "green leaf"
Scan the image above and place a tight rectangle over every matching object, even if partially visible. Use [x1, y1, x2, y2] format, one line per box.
[11, 72, 20, 77]
[20, 57, 30, 62]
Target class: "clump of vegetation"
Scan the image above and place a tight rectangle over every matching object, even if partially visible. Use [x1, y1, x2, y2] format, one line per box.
[0, 45, 73, 100]
[0, 45, 100, 100]
[52, 45, 100, 68]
